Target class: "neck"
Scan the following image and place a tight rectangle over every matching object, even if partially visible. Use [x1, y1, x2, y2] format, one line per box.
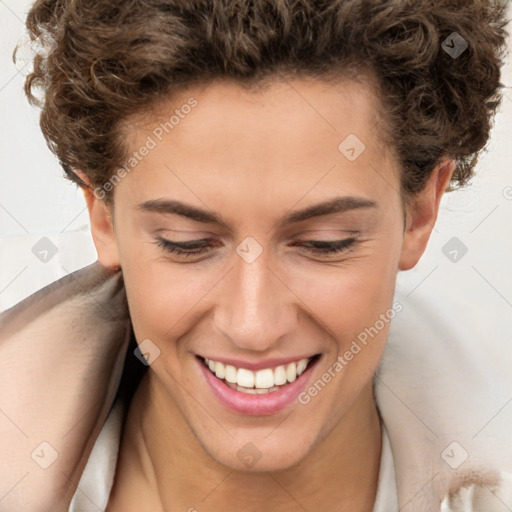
[107, 373, 382, 512]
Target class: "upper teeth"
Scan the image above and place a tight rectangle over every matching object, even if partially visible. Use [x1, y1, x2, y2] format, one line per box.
[205, 357, 310, 390]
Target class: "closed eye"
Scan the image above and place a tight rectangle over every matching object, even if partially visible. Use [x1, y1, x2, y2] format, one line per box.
[288, 237, 357, 255]
[153, 236, 357, 258]
[153, 237, 217, 257]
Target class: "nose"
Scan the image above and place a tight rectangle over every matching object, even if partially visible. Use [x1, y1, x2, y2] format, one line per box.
[213, 247, 297, 352]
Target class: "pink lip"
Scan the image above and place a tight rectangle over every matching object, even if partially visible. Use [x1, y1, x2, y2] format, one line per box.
[198, 357, 319, 416]
[199, 355, 315, 371]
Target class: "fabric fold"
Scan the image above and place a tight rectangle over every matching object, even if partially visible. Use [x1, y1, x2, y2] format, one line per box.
[1, 261, 511, 511]
[0, 262, 131, 512]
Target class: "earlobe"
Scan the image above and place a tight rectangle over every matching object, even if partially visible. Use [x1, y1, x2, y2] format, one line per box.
[74, 170, 121, 271]
[398, 159, 456, 271]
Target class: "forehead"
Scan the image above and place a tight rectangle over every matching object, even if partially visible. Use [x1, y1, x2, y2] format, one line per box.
[136, 75, 387, 149]
[116, 77, 399, 210]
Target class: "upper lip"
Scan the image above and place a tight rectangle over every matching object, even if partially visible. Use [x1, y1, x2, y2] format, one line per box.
[198, 354, 318, 371]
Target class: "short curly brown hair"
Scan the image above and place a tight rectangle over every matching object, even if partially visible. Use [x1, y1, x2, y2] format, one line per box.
[19, 0, 509, 205]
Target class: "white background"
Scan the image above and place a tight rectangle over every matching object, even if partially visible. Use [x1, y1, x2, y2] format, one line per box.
[0, 0, 511, 313]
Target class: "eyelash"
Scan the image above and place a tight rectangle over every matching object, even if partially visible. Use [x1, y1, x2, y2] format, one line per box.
[154, 236, 357, 258]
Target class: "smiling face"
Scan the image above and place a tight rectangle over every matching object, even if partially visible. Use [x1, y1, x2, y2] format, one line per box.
[84, 76, 453, 472]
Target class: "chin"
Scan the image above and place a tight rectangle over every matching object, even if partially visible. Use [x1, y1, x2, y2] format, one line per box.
[196, 425, 321, 473]
[213, 446, 312, 473]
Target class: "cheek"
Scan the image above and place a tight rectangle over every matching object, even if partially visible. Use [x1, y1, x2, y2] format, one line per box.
[294, 260, 397, 425]
[286, 246, 400, 398]
[114, 222, 215, 338]
[122, 261, 210, 342]
[290, 255, 398, 339]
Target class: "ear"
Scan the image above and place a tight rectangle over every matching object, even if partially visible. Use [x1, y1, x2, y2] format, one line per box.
[399, 159, 456, 271]
[74, 170, 121, 271]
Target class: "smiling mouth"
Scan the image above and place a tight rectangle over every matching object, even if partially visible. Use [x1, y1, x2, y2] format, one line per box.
[199, 354, 321, 395]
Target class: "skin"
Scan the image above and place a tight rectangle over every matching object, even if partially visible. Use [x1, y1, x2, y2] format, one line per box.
[78, 76, 455, 511]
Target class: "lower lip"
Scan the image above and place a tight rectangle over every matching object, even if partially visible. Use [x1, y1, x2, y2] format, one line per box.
[198, 358, 318, 416]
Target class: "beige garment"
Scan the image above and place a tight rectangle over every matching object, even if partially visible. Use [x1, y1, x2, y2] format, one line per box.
[1, 261, 511, 511]
[0, 262, 131, 512]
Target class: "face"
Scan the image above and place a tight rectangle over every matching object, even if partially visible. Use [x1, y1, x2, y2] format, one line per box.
[84, 76, 452, 472]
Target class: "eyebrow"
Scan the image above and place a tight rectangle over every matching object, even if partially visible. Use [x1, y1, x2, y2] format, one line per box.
[136, 196, 378, 229]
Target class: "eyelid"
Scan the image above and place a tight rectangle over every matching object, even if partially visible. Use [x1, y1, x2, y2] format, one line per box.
[289, 237, 357, 254]
[297, 229, 361, 236]
[153, 234, 359, 259]
[154, 236, 218, 250]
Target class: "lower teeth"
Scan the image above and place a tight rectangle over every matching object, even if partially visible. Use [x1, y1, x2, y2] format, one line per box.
[225, 381, 281, 394]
